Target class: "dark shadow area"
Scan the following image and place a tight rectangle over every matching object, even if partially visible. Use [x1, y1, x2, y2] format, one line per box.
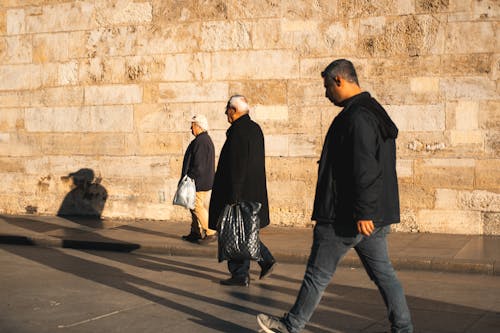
[1, 246, 257, 333]
[0, 215, 140, 253]
[57, 168, 108, 224]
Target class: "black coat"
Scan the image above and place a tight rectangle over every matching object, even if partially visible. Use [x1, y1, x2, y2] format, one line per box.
[312, 92, 400, 236]
[209, 115, 270, 230]
[181, 131, 215, 192]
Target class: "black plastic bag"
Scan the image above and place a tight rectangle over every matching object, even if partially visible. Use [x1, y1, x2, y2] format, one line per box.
[217, 201, 262, 262]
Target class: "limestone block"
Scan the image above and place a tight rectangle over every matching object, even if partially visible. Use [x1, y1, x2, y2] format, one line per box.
[89, 105, 134, 132]
[25, 2, 95, 33]
[159, 82, 228, 103]
[229, 80, 287, 105]
[449, 130, 484, 147]
[479, 100, 500, 130]
[414, 158, 475, 189]
[45, 156, 99, 176]
[282, 0, 338, 19]
[39, 134, 126, 156]
[30, 87, 84, 107]
[363, 56, 441, 79]
[360, 16, 387, 36]
[0, 10, 6, 35]
[200, 20, 251, 51]
[138, 23, 200, 55]
[67, 31, 87, 59]
[33, 33, 69, 64]
[0, 65, 42, 91]
[415, 0, 451, 13]
[162, 53, 211, 81]
[441, 77, 497, 100]
[410, 77, 440, 94]
[491, 54, 500, 81]
[399, 183, 435, 209]
[440, 54, 492, 76]
[228, 0, 281, 19]
[126, 132, 184, 156]
[0, 108, 24, 131]
[0, 157, 24, 173]
[84, 85, 142, 105]
[253, 105, 288, 122]
[25, 106, 133, 132]
[435, 189, 459, 209]
[458, 190, 500, 212]
[6, 9, 25, 35]
[387, 104, 445, 131]
[397, 132, 448, 158]
[417, 209, 483, 234]
[322, 20, 359, 55]
[446, 21, 497, 54]
[59, 61, 79, 86]
[288, 135, 319, 157]
[287, 80, 329, 106]
[86, 26, 138, 58]
[472, 0, 499, 20]
[0, 91, 31, 108]
[0, 36, 32, 64]
[95, 0, 152, 25]
[265, 135, 289, 157]
[134, 103, 189, 133]
[40, 63, 59, 87]
[483, 213, 500, 235]
[212, 50, 299, 80]
[358, 15, 445, 57]
[365, 79, 440, 105]
[396, 159, 414, 178]
[392, 208, 418, 233]
[451, 101, 479, 130]
[151, 0, 228, 25]
[0, 132, 38, 156]
[251, 19, 291, 50]
[475, 159, 500, 191]
[97, 156, 171, 178]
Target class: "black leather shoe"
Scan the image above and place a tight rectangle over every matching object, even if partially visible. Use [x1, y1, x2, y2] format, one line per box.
[220, 276, 249, 287]
[259, 260, 276, 280]
[199, 234, 217, 245]
[181, 233, 201, 243]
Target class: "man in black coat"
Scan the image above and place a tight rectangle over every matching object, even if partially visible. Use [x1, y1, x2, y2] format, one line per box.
[257, 60, 413, 333]
[180, 115, 216, 243]
[209, 95, 276, 286]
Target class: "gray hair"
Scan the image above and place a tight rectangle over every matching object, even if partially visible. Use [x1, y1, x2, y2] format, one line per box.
[227, 95, 250, 113]
[321, 59, 359, 86]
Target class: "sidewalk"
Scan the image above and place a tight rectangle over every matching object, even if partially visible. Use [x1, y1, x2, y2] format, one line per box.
[1, 214, 499, 275]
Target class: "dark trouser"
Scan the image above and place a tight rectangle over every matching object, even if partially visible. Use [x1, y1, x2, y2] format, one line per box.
[227, 241, 274, 278]
[284, 224, 413, 333]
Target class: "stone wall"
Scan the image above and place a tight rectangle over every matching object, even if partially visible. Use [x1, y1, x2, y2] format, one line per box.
[0, 0, 498, 234]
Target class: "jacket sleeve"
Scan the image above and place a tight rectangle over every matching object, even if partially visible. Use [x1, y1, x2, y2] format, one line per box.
[228, 130, 248, 202]
[351, 111, 382, 221]
[187, 138, 206, 185]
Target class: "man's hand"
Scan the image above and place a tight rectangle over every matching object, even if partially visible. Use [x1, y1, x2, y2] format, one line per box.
[357, 220, 375, 236]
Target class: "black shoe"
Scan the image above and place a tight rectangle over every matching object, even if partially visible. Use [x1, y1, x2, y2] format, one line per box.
[199, 234, 217, 245]
[220, 275, 249, 287]
[259, 260, 276, 280]
[181, 233, 201, 243]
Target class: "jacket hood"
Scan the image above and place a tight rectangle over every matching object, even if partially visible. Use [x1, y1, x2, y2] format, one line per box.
[342, 92, 398, 140]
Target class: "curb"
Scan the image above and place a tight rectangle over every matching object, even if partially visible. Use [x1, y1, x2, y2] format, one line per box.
[1, 234, 498, 276]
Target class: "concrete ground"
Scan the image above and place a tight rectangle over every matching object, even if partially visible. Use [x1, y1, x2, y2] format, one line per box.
[1, 245, 499, 333]
[0, 214, 499, 275]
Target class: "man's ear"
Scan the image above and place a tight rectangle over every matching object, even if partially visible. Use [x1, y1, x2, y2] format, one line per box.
[334, 76, 341, 86]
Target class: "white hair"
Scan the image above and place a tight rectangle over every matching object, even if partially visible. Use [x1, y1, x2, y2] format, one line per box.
[229, 95, 250, 114]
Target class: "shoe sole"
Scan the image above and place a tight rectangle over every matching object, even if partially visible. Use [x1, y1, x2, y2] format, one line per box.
[257, 315, 278, 333]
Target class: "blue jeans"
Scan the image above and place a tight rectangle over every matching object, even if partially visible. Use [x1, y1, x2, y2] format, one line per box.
[284, 224, 413, 333]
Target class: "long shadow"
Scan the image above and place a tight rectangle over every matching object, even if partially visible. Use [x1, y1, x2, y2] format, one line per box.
[1, 215, 140, 252]
[1, 246, 257, 332]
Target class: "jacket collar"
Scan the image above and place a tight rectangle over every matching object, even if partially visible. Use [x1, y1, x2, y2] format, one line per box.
[227, 114, 250, 135]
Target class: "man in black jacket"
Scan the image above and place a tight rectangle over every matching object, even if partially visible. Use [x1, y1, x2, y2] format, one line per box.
[180, 115, 216, 243]
[209, 95, 276, 286]
[257, 60, 413, 333]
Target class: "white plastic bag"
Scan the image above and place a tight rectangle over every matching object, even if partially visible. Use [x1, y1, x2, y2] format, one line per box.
[172, 175, 196, 209]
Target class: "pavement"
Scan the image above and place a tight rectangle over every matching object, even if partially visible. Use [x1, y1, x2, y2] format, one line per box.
[1, 214, 499, 276]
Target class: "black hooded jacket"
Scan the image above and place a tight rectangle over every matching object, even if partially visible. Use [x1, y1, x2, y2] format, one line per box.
[311, 92, 400, 236]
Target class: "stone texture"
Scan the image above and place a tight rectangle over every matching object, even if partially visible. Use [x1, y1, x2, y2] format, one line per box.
[0, 0, 498, 234]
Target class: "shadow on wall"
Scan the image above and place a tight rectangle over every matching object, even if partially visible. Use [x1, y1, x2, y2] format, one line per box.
[57, 168, 108, 220]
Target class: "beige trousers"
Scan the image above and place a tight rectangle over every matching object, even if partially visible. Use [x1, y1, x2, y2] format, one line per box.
[190, 191, 216, 237]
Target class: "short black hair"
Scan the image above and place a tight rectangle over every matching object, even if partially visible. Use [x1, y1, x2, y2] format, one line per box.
[321, 59, 359, 86]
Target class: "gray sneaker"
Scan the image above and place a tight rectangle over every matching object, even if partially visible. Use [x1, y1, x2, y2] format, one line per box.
[257, 314, 289, 333]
